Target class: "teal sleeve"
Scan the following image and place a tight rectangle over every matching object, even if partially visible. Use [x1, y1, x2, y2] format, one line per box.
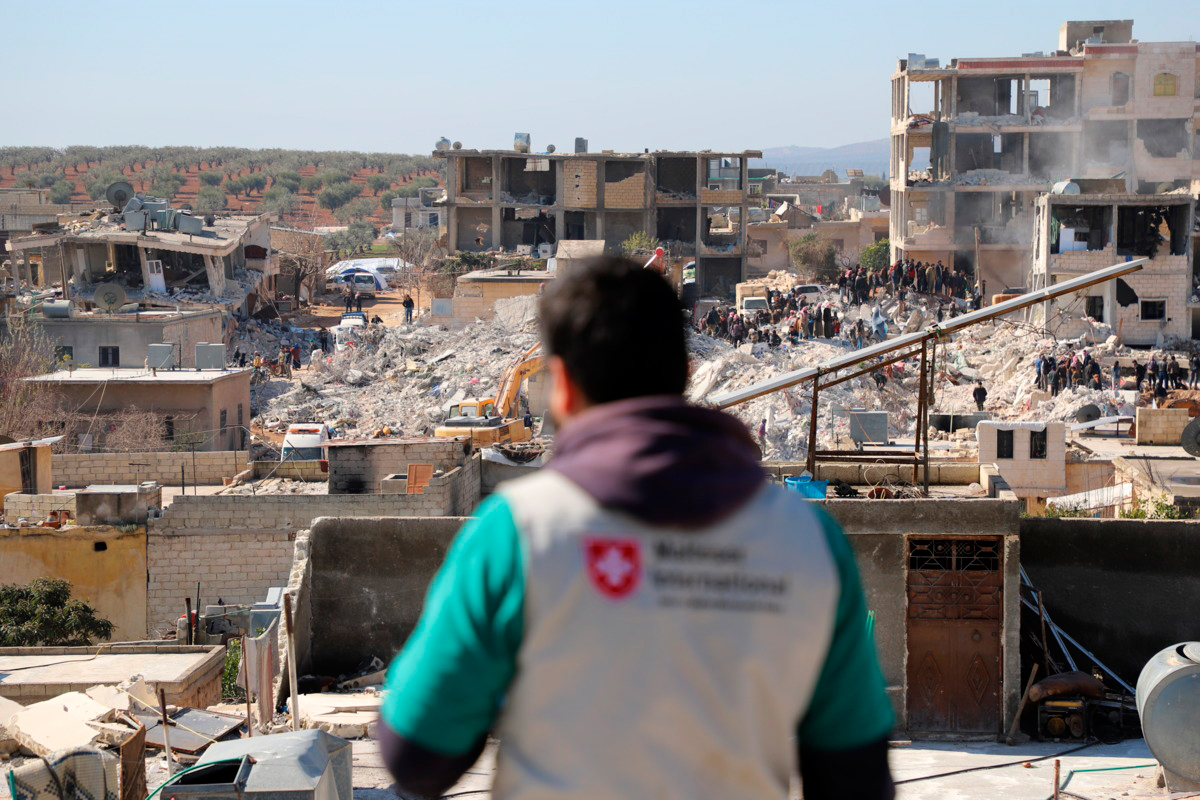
[797, 507, 895, 750]
[380, 495, 525, 755]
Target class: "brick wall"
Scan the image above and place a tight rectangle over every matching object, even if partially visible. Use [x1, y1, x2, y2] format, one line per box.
[563, 161, 597, 208]
[145, 467, 482, 634]
[54, 451, 247, 487]
[3, 491, 76, 520]
[328, 440, 471, 494]
[1046, 246, 1190, 344]
[252, 460, 327, 481]
[1136, 407, 1190, 445]
[604, 165, 646, 209]
[146, 528, 296, 635]
[700, 188, 744, 205]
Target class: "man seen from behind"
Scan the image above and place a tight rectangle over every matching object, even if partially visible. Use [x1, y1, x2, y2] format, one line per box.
[377, 256, 895, 799]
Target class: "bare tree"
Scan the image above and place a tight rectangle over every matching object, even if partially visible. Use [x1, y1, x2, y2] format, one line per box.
[0, 315, 65, 442]
[388, 227, 444, 303]
[100, 405, 167, 453]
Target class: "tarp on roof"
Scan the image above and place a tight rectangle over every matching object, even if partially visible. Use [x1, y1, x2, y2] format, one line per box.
[1046, 482, 1132, 512]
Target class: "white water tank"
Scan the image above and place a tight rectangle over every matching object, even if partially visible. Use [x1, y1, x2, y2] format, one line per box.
[1137, 642, 1200, 791]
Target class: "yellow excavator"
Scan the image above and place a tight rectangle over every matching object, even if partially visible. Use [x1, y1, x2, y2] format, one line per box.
[434, 343, 547, 446]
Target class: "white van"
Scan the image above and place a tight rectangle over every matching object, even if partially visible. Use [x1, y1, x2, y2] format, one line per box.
[350, 272, 377, 299]
[281, 424, 330, 462]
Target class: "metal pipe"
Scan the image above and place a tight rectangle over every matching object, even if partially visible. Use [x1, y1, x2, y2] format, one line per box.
[284, 593, 301, 731]
[158, 687, 175, 775]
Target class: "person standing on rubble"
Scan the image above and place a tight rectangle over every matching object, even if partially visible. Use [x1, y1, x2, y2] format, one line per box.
[1111, 361, 1121, 391]
[1167, 356, 1181, 390]
[377, 257, 895, 800]
[1190, 352, 1200, 391]
[972, 381, 988, 411]
[403, 293, 415, 324]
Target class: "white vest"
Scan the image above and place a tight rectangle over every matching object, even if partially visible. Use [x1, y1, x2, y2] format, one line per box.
[493, 471, 839, 800]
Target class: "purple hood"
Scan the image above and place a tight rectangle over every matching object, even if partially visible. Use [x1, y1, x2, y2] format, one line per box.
[548, 395, 765, 528]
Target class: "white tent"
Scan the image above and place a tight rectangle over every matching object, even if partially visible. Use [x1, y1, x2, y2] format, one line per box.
[326, 260, 390, 290]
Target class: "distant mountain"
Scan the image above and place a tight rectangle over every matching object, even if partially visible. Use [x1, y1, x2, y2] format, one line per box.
[756, 139, 890, 179]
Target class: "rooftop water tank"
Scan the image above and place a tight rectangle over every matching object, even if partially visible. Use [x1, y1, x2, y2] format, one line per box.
[42, 300, 74, 319]
[1137, 642, 1200, 791]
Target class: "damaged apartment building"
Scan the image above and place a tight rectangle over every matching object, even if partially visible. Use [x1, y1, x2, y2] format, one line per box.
[5, 195, 276, 366]
[6, 197, 275, 314]
[890, 19, 1200, 298]
[433, 137, 759, 296]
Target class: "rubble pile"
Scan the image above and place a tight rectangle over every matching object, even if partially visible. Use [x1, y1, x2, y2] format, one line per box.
[932, 323, 1138, 421]
[252, 280, 1172, 462]
[219, 478, 329, 495]
[257, 314, 540, 436]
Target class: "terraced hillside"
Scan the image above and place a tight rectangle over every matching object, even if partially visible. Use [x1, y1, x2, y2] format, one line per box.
[0, 146, 443, 229]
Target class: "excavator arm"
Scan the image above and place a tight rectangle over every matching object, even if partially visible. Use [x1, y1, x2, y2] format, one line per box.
[495, 343, 546, 420]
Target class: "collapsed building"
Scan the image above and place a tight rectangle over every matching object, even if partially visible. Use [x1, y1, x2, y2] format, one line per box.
[1031, 191, 1197, 344]
[5, 199, 276, 312]
[433, 137, 760, 297]
[890, 19, 1200, 297]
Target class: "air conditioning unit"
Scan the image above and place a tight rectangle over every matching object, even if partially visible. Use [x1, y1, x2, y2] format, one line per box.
[147, 343, 176, 370]
[195, 343, 227, 370]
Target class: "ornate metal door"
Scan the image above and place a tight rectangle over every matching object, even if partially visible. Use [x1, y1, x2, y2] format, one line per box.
[906, 537, 1002, 734]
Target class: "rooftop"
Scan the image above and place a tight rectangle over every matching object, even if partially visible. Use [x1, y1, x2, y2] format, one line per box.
[38, 308, 223, 323]
[28, 367, 250, 385]
[435, 148, 763, 160]
[554, 240, 605, 259]
[458, 268, 555, 283]
[8, 212, 268, 256]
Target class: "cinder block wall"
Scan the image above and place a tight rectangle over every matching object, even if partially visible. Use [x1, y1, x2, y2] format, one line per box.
[53, 451, 247, 487]
[145, 460, 482, 635]
[604, 165, 646, 209]
[3, 491, 76, 520]
[328, 441, 471, 494]
[563, 162, 598, 208]
[1135, 407, 1190, 445]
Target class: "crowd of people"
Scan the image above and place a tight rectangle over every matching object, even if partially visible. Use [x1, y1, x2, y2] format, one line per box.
[695, 260, 982, 353]
[1035, 350, 1200, 398]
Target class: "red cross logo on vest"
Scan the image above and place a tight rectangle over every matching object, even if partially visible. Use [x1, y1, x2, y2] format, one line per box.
[584, 538, 641, 600]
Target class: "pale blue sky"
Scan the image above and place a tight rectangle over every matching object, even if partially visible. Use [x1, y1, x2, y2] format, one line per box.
[5, 0, 1196, 154]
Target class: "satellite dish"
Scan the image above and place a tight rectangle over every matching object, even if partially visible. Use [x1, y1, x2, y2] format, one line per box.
[1182, 418, 1200, 457]
[1075, 404, 1101, 423]
[452, 141, 462, 150]
[546, 144, 556, 153]
[93, 282, 128, 313]
[106, 181, 135, 209]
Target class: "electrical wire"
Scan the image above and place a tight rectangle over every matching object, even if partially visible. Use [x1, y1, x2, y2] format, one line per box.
[0, 642, 114, 672]
[893, 741, 1094, 785]
[144, 758, 243, 800]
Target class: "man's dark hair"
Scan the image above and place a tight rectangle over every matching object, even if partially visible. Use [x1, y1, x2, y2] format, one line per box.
[540, 256, 687, 404]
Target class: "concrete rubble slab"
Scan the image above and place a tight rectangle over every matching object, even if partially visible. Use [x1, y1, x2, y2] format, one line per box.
[8, 694, 108, 756]
[298, 692, 381, 738]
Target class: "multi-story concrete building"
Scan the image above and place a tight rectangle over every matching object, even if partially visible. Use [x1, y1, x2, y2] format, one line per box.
[390, 187, 443, 231]
[433, 143, 760, 296]
[889, 19, 1199, 297]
